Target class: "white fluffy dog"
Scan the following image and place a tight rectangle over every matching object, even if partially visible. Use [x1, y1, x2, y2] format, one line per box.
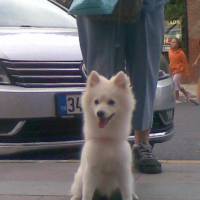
[70, 71, 138, 200]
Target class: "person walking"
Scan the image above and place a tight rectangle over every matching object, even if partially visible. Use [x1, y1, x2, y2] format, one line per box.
[169, 38, 198, 104]
[74, 0, 168, 174]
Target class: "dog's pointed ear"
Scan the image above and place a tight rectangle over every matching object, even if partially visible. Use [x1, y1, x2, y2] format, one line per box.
[87, 71, 100, 87]
[113, 71, 130, 89]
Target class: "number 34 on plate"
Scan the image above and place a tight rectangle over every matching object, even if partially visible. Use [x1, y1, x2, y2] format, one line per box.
[66, 95, 82, 114]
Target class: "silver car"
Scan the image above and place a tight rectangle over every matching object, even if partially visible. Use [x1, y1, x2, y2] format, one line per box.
[0, 0, 175, 155]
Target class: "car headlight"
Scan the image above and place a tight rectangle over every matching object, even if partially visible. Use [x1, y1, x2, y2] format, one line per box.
[0, 66, 10, 84]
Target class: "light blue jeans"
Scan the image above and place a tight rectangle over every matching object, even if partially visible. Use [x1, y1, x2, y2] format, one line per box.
[77, 2, 166, 131]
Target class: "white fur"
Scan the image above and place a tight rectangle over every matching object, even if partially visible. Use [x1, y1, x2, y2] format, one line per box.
[70, 71, 138, 200]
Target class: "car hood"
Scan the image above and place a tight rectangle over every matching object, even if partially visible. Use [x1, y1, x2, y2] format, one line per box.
[0, 28, 82, 61]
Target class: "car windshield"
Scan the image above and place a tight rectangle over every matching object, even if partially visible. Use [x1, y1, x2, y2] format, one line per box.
[0, 0, 76, 28]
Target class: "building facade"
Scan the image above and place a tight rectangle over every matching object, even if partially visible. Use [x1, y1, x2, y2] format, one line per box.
[187, 0, 200, 81]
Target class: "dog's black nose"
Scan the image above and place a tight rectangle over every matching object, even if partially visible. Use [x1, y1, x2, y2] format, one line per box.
[97, 111, 106, 118]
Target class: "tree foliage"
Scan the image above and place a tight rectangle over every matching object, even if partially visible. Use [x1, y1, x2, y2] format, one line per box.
[165, 0, 188, 52]
[165, 0, 186, 21]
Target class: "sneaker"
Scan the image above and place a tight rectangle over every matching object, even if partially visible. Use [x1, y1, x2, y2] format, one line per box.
[176, 99, 182, 104]
[188, 98, 199, 106]
[133, 143, 162, 174]
[186, 92, 196, 98]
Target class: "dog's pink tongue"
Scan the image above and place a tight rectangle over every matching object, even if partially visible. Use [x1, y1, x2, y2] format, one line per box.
[99, 119, 108, 128]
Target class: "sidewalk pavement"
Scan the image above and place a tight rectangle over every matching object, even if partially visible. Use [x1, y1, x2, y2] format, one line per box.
[182, 83, 197, 95]
[0, 160, 200, 200]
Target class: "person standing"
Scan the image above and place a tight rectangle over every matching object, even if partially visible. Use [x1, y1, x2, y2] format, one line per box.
[76, 0, 168, 174]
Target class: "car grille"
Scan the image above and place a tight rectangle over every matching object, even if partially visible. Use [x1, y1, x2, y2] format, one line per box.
[0, 118, 82, 143]
[151, 109, 174, 132]
[0, 120, 20, 135]
[3, 61, 86, 87]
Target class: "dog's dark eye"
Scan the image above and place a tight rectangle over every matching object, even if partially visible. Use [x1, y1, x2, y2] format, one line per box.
[94, 99, 99, 105]
[108, 99, 115, 106]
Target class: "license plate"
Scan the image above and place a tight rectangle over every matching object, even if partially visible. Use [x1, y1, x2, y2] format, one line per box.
[56, 93, 82, 117]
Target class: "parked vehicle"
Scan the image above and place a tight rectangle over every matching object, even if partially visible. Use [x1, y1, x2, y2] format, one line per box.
[0, 0, 175, 155]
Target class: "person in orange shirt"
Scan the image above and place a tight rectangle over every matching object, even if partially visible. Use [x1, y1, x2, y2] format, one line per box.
[169, 38, 198, 104]
[169, 38, 189, 100]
